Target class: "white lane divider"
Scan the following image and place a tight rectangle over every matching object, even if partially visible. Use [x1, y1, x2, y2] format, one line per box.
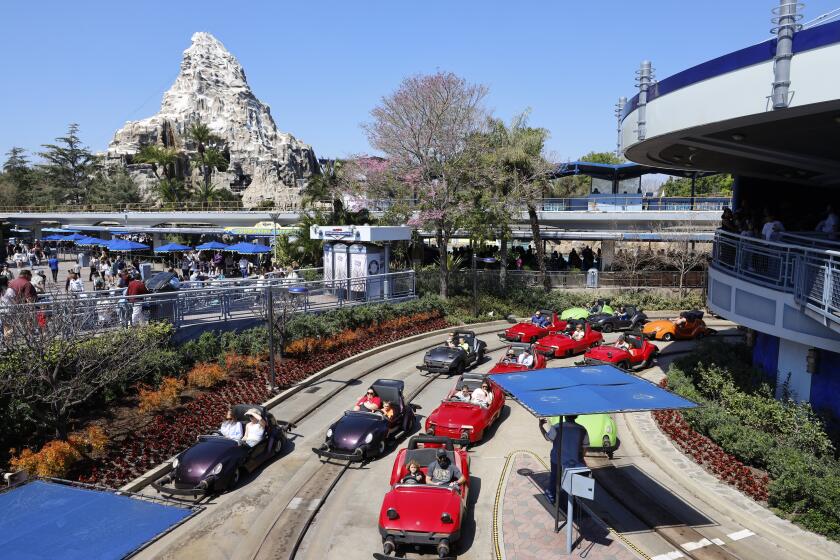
[682, 538, 712, 551]
[652, 552, 685, 560]
[711, 538, 725, 546]
[727, 529, 755, 541]
[307, 498, 321, 511]
[287, 497, 304, 510]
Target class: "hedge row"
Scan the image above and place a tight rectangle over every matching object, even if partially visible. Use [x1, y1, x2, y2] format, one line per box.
[665, 341, 840, 541]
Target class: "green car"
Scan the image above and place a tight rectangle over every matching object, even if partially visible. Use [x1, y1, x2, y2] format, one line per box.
[560, 299, 614, 321]
[548, 413, 618, 459]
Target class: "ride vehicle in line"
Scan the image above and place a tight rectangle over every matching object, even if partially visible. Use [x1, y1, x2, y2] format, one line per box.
[581, 332, 659, 371]
[560, 299, 614, 321]
[152, 404, 291, 497]
[314, 379, 416, 462]
[417, 330, 487, 375]
[425, 373, 505, 444]
[376, 435, 470, 559]
[498, 309, 563, 343]
[534, 320, 603, 358]
[588, 305, 648, 332]
[488, 342, 547, 374]
[643, 310, 712, 341]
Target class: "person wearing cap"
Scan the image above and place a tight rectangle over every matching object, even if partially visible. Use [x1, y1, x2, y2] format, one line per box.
[615, 334, 631, 351]
[502, 348, 517, 363]
[427, 448, 466, 487]
[242, 408, 265, 447]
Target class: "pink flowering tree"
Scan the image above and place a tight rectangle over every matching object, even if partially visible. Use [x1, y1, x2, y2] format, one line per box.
[363, 72, 489, 297]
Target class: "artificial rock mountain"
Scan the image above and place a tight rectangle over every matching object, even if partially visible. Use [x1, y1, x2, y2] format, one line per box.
[107, 32, 318, 206]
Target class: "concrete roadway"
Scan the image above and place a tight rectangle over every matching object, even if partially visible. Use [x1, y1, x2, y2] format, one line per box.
[137, 318, 799, 560]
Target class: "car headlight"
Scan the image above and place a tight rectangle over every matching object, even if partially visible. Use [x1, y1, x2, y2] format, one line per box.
[211, 462, 223, 476]
[605, 424, 613, 434]
[171, 458, 179, 469]
[365, 433, 374, 444]
[427, 424, 436, 435]
[326, 428, 333, 439]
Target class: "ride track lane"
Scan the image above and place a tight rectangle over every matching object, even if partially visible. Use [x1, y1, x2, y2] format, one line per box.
[250, 343, 511, 560]
[134, 323, 507, 560]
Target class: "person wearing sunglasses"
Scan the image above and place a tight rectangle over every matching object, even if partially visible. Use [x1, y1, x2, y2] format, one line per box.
[471, 382, 493, 407]
[354, 387, 382, 412]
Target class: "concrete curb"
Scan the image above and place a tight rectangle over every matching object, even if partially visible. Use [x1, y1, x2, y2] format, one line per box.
[625, 411, 840, 560]
[120, 319, 507, 493]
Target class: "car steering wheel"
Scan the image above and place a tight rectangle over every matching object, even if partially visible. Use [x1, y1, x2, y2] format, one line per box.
[402, 476, 419, 485]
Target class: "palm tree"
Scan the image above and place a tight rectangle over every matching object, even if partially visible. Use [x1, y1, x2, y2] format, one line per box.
[188, 122, 229, 203]
[301, 160, 341, 214]
[134, 145, 178, 181]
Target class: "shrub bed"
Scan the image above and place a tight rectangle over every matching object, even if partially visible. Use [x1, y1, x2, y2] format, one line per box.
[78, 313, 449, 488]
[657, 340, 840, 541]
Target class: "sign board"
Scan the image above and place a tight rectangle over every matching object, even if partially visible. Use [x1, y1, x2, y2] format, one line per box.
[309, 225, 412, 242]
[561, 467, 594, 500]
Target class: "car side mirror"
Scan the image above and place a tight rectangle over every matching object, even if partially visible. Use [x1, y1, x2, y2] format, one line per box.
[410, 403, 421, 411]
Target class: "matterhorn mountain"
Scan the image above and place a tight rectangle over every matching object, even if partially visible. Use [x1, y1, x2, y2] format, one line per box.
[107, 32, 318, 205]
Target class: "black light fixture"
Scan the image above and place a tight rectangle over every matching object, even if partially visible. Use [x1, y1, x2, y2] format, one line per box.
[807, 348, 819, 374]
[387, 507, 399, 520]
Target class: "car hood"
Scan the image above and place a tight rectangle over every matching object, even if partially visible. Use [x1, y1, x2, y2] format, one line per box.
[427, 401, 487, 429]
[176, 437, 240, 485]
[489, 363, 528, 374]
[505, 322, 542, 336]
[380, 486, 462, 535]
[535, 333, 574, 349]
[643, 320, 672, 332]
[585, 345, 628, 361]
[560, 307, 589, 320]
[331, 412, 385, 450]
[426, 347, 463, 362]
[587, 313, 610, 323]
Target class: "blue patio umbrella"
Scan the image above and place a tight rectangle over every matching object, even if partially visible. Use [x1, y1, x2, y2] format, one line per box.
[107, 239, 150, 252]
[75, 236, 105, 246]
[227, 241, 272, 254]
[154, 242, 192, 253]
[43, 234, 69, 241]
[195, 241, 229, 251]
[63, 233, 91, 242]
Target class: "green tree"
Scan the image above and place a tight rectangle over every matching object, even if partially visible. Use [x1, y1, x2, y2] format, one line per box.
[661, 174, 733, 197]
[89, 169, 142, 205]
[37, 124, 96, 205]
[3, 147, 36, 204]
[133, 144, 187, 203]
[549, 151, 625, 198]
[187, 122, 230, 202]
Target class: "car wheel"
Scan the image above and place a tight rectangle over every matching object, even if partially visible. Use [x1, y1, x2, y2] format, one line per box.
[604, 436, 614, 459]
[602, 322, 614, 333]
[641, 356, 652, 369]
[663, 332, 674, 341]
[274, 436, 284, 454]
[618, 361, 630, 370]
[377, 440, 386, 456]
[231, 467, 241, 488]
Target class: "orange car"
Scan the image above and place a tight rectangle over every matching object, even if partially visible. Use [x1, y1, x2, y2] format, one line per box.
[642, 310, 712, 341]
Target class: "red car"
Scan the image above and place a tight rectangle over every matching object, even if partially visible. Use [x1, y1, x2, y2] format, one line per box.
[534, 321, 603, 359]
[425, 374, 506, 444]
[488, 342, 547, 374]
[377, 435, 469, 559]
[581, 333, 659, 370]
[498, 309, 565, 343]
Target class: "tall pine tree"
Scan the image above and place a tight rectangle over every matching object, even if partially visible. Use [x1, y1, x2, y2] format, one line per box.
[38, 124, 96, 205]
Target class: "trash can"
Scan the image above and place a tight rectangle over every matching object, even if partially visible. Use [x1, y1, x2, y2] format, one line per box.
[139, 262, 153, 281]
[586, 268, 599, 288]
[145, 271, 179, 323]
[78, 252, 90, 268]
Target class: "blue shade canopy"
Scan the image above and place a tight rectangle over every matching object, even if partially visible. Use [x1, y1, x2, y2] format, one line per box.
[63, 233, 91, 242]
[74, 236, 105, 246]
[0, 480, 194, 560]
[43, 234, 69, 241]
[489, 365, 699, 417]
[42, 227, 80, 233]
[154, 242, 192, 253]
[227, 241, 272, 254]
[107, 239, 150, 251]
[195, 241, 229, 251]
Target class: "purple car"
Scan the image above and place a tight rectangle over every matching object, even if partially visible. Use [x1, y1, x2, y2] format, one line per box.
[313, 379, 417, 462]
[152, 404, 292, 497]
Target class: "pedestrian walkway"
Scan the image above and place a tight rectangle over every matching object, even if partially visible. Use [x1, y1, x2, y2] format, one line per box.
[497, 451, 642, 560]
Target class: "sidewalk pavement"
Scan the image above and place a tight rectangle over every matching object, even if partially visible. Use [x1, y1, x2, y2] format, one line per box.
[631, 369, 840, 560]
[499, 451, 643, 560]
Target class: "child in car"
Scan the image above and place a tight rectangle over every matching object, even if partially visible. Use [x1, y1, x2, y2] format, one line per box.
[401, 460, 426, 484]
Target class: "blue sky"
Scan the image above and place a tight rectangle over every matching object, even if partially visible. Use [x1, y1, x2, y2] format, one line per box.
[1, 1, 837, 164]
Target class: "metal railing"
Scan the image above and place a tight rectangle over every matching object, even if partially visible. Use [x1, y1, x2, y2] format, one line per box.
[711, 230, 840, 325]
[357, 196, 731, 213]
[16, 270, 416, 332]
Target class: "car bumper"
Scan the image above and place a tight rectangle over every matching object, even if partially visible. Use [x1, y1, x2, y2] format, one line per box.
[151, 475, 215, 497]
[312, 445, 366, 462]
[416, 364, 455, 374]
[378, 527, 461, 545]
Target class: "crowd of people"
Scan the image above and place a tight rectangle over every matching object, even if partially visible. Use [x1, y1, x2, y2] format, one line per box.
[448, 244, 603, 272]
[720, 202, 838, 241]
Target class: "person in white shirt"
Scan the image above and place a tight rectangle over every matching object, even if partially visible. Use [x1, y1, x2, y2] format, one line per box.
[242, 409, 265, 447]
[471, 382, 493, 407]
[517, 349, 535, 367]
[571, 323, 585, 341]
[452, 386, 472, 402]
[761, 213, 785, 241]
[816, 204, 838, 235]
[68, 272, 85, 293]
[219, 407, 244, 440]
[239, 257, 251, 278]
